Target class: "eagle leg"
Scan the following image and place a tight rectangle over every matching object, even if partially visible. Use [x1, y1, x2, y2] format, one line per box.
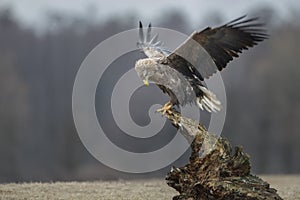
[156, 101, 173, 115]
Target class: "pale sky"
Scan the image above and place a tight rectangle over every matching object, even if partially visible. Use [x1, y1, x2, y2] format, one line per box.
[0, 0, 299, 29]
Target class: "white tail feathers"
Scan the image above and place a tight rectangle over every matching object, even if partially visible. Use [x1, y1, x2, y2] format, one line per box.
[196, 86, 221, 112]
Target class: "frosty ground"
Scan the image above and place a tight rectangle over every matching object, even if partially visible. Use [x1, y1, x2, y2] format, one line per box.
[0, 175, 299, 200]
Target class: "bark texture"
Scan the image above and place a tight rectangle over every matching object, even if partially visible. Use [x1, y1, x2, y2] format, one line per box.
[161, 108, 282, 200]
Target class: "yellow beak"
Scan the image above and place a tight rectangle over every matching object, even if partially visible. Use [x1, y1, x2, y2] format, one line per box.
[143, 79, 149, 86]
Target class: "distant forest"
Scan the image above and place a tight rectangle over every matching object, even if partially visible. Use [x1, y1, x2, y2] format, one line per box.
[0, 6, 300, 183]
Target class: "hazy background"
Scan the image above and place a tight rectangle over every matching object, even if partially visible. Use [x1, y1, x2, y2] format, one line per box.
[0, 0, 300, 183]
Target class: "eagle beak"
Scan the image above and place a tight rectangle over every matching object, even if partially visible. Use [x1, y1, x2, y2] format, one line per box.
[143, 79, 149, 86]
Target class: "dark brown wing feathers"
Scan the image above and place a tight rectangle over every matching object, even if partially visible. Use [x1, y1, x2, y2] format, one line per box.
[166, 16, 268, 82]
[193, 15, 268, 71]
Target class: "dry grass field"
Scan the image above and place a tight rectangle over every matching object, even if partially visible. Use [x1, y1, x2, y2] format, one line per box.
[0, 175, 299, 200]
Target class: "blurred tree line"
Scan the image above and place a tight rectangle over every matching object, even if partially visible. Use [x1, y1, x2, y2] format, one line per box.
[0, 6, 299, 183]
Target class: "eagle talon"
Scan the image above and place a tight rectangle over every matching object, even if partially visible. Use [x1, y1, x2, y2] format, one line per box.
[156, 102, 173, 115]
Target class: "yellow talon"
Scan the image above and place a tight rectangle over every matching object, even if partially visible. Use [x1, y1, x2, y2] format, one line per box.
[156, 101, 172, 115]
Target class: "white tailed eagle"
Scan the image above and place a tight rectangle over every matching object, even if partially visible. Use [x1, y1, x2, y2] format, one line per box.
[135, 16, 268, 113]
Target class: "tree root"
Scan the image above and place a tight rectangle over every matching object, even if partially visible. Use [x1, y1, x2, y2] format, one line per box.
[160, 108, 282, 200]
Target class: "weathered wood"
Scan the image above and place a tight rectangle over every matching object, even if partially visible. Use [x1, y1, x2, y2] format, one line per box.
[160, 108, 282, 200]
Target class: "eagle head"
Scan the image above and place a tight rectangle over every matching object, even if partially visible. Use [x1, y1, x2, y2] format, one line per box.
[135, 58, 161, 86]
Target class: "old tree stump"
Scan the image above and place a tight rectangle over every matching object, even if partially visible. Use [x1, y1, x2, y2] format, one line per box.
[160, 108, 282, 200]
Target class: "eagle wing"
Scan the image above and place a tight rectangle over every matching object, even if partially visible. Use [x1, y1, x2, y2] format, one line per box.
[137, 21, 171, 58]
[167, 15, 268, 80]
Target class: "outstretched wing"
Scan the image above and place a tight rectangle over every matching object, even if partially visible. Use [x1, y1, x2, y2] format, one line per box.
[167, 15, 268, 80]
[137, 21, 171, 58]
